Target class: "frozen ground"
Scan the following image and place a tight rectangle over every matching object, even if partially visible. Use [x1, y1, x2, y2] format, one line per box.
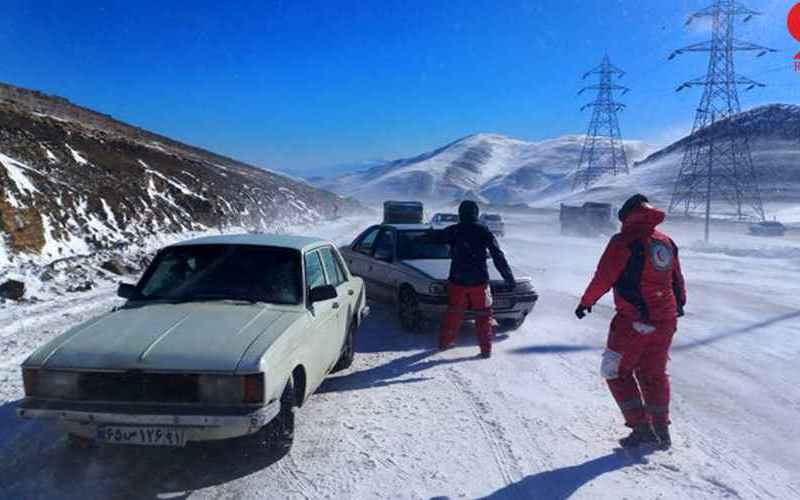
[1, 213, 799, 499]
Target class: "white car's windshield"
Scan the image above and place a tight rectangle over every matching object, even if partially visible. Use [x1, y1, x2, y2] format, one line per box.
[397, 231, 450, 260]
[136, 244, 302, 305]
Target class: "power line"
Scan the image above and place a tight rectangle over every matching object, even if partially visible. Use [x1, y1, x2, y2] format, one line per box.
[668, 0, 775, 242]
[573, 55, 630, 191]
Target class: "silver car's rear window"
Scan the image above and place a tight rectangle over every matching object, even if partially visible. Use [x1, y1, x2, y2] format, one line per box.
[397, 231, 450, 260]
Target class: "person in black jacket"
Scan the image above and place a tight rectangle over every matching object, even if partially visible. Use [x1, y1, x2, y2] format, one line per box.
[428, 200, 515, 358]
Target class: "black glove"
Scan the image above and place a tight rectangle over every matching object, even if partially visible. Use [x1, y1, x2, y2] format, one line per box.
[575, 304, 592, 319]
[677, 304, 685, 318]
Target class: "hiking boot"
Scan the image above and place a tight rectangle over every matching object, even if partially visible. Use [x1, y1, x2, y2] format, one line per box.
[480, 351, 491, 359]
[653, 424, 671, 449]
[618, 423, 659, 448]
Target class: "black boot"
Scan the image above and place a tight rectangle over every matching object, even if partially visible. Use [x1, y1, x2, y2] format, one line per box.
[653, 424, 671, 449]
[618, 423, 659, 448]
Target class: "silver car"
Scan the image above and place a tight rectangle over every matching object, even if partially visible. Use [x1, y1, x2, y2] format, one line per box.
[430, 212, 459, 230]
[17, 234, 368, 449]
[479, 214, 505, 238]
[340, 224, 537, 332]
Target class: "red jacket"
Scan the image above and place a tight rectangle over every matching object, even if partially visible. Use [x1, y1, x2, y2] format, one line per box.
[580, 205, 686, 322]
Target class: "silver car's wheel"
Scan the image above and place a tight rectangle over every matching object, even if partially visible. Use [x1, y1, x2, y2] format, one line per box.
[398, 288, 421, 333]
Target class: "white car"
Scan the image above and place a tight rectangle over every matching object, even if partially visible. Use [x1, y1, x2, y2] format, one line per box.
[430, 212, 459, 229]
[340, 224, 537, 332]
[479, 214, 505, 237]
[17, 234, 368, 449]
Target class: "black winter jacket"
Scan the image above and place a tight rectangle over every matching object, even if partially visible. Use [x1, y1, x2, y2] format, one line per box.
[429, 223, 515, 287]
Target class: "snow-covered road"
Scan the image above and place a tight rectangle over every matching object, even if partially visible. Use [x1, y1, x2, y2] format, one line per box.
[1, 213, 798, 499]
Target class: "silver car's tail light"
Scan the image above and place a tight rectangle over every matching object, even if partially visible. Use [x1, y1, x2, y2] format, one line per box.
[37, 370, 80, 400]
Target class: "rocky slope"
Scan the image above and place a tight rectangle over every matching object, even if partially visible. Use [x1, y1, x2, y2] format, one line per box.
[0, 82, 358, 267]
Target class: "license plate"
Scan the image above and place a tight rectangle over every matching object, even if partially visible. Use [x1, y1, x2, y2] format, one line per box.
[493, 299, 512, 310]
[98, 425, 187, 447]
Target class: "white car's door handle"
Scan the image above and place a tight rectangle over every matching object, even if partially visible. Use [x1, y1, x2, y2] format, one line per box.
[332, 302, 340, 309]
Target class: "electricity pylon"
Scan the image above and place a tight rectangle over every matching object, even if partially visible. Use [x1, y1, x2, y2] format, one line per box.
[668, 0, 775, 241]
[573, 55, 630, 191]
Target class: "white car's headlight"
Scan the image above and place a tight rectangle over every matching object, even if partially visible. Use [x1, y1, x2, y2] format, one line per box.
[429, 282, 448, 295]
[37, 370, 80, 400]
[198, 374, 264, 405]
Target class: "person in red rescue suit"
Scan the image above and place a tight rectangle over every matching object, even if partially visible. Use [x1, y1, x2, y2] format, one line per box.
[427, 200, 516, 359]
[575, 194, 686, 449]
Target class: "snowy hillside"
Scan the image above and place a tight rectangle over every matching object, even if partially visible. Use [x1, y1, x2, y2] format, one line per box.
[317, 105, 800, 223]
[0, 82, 358, 268]
[315, 134, 654, 206]
[531, 104, 800, 222]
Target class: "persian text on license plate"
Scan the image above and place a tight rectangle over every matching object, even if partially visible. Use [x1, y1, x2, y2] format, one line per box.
[98, 425, 187, 446]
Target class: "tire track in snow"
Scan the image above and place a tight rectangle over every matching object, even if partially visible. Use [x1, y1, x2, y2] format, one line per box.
[446, 367, 524, 486]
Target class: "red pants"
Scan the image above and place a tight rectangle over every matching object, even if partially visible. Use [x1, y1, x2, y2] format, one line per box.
[439, 284, 493, 354]
[603, 314, 676, 427]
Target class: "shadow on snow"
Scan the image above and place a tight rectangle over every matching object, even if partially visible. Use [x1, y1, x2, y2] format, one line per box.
[509, 309, 800, 356]
[477, 448, 652, 500]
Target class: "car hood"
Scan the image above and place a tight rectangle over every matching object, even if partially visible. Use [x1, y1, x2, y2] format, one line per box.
[28, 302, 301, 373]
[400, 259, 508, 282]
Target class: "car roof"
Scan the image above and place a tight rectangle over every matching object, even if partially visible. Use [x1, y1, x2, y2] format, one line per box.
[381, 223, 433, 231]
[169, 233, 330, 251]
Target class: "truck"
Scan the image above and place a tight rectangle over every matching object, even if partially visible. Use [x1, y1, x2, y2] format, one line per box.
[383, 201, 424, 224]
[560, 202, 617, 236]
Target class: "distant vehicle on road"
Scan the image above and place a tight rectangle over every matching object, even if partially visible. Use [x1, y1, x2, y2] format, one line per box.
[430, 212, 459, 229]
[17, 234, 368, 450]
[560, 202, 617, 236]
[340, 223, 537, 332]
[749, 221, 786, 237]
[479, 213, 506, 237]
[383, 200, 424, 224]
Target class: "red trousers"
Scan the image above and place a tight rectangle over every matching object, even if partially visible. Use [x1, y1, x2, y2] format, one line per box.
[439, 284, 493, 354]
[603, 314, 676, 427]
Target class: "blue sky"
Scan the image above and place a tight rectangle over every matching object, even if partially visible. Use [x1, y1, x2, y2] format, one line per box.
[1, 0, 797, 176]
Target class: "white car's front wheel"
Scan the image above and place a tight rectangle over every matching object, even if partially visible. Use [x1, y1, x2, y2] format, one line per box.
[244, 380, 295, 454]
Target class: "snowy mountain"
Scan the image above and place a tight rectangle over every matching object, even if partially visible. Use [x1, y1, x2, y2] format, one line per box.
[542, 104, 800, 221]
[0, 82, 358, 265]
[315, 133, 655, 206]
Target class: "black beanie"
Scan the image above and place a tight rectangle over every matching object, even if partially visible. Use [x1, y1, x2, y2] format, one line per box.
[618, 194, 649, 221]
[459, 200, 480, 223]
